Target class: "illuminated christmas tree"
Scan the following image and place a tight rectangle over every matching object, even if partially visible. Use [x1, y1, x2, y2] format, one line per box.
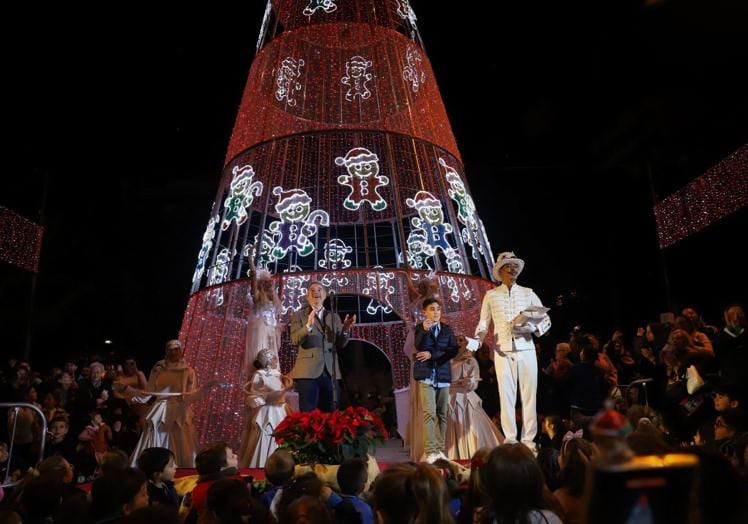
[182, 0, 496, 446]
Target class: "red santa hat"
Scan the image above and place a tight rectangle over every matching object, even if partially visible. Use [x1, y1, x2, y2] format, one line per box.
[335, 147, 379, 167]
[438, 157, 462, 184]
[405, 190, 440, 211]
[230, 164, 255, 189]
[273, 186, 312, 213]
[590, 402, 633, 438]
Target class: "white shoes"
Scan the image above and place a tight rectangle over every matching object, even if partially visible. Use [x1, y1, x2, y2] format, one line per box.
[422, 451, 449, 464]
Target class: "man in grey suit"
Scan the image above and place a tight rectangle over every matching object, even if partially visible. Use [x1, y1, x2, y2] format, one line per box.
[289, 281, 356, 412]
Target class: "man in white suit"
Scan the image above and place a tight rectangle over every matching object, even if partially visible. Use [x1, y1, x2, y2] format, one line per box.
[475, 252, 551, 451]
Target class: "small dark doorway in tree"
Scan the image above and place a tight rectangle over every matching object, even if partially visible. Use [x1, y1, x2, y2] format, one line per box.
[339, 339, 397, 435]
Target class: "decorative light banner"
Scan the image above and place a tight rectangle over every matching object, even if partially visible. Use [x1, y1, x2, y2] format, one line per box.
[227, 21, 456, 163]
[0, 207, 44, 273]
[654, 145, 748, 249]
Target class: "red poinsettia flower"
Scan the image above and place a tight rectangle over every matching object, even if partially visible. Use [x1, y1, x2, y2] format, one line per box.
[273, 407, 386, 463]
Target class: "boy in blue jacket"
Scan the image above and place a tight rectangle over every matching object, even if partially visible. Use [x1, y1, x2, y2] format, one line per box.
[413, 298, 458, 463]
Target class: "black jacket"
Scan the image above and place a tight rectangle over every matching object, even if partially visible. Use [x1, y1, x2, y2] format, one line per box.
[413, 322, 458, 383]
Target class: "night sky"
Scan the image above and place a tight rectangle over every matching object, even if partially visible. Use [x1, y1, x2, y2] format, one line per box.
[3, 0, 747, 368]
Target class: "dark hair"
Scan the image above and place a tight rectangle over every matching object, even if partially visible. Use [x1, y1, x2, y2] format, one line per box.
[579, 334, 600, 363]
[626, 429, 672, 456]
[281, 495, 333, 524]
[337, 458, 368, 496]
[265, 449, 295, 486]
[480, 444, 548, 524]
[48, 415, 69, 428]
[464, 448, 492, 521]
[196, 442, 229, 476]
[432, 459, 461, 500]
[91, 467, 147, 520]
[277, 472, 324, 521]
[371, 462, 452, 524]
[37, 455, 71, 483]
[308, 281, 326, 292]
[713, 382, 743, 404]
[206, 478, 263, 524]
[100, 449, 130, 477]
[558, 438, 594, 497]
[422, 297, 441, 310]
[20, 476, 63, 521]
[674, 315, 696, 334]
[645, 322, 672, 354]
[136, 447, 175, 481]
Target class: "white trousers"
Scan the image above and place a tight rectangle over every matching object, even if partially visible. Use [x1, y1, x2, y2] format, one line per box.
[494, 348, 537, 446]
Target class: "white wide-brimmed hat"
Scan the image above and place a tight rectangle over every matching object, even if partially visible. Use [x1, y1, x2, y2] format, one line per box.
[492, 251, 525, 281]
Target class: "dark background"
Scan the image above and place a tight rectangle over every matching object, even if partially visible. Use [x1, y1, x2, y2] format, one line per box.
[2, 0, 746, 368]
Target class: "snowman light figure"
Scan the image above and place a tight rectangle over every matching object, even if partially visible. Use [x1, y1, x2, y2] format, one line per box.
[267, 187, 329, 261]
[221, 165, 264, 231]
[405, 190, 464, 273]
[335, 147, 389, 212]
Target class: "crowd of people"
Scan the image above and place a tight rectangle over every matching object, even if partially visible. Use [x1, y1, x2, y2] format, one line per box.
[0, 300, 746, 522]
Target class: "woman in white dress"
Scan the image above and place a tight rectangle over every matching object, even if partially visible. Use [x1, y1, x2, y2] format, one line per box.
[402, 270, 439, 461]
[239, 349, 293, 468]
[445, 335, 504, 460]
[243, 263, 282, 377]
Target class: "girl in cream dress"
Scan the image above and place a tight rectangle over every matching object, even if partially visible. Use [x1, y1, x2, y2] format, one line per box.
[445, 335, 504, 460]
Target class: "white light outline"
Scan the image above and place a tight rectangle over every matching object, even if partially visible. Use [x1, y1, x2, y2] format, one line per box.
[341, 55, 374, 102]
[275, 57, 305, 107]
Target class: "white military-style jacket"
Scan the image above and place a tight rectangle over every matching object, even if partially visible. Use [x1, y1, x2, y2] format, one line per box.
[475, 283, 551, 352]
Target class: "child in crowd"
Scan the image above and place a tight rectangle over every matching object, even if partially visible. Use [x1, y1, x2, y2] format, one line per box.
[371, 462, 453, 524]
[335, 458, 374, 524]
[261, 449, 295, 519]
[44, 416, 77, 467]
[458, 448, 491, 524]
[713, 383, 743, 412]
[445, 335, 503, 460]
[239, 348, 293, 468]
[553, 437, 595, 524]
[136, 446, 180, 508]
[480, 444, 563, 524]
[90, 467, 149, 521]
[183, 442, 241, 522]
[433, 458, 463, 520]
[78, 409, 112, 463]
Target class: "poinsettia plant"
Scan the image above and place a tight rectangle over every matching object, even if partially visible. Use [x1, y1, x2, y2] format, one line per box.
[273, 406, 389, 464]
